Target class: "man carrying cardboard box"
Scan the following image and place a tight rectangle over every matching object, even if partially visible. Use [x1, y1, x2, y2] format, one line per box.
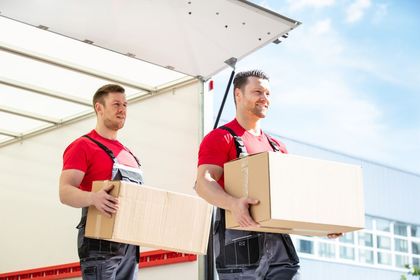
[59, 84, 143, 280]
[196, 70, 342, 280]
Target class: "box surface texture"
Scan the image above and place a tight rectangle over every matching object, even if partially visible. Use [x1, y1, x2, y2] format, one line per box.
[85, 180, 213, 254]
[224, 152, 365, 236]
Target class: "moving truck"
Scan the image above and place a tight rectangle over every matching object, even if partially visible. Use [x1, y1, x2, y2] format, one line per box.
[0, 1, 300, 279]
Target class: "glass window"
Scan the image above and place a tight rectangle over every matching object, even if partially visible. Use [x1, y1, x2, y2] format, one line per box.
[365, 216, 373, 229]
[395, 254, 409, 268]
[413, 257, 420, 266]
[358, 232, 373, 247]
[339, 246, 355, 260]
[395, 239, 408, 253]
[377, 236, 391, 250]
[413, 242, 420, 255]
[339, 233, 354, 244]
[319, 242, 335, 258]
[377, 251, 392, 265]
[394, 223, 408, 236]
[412, 225, 420, 238]
[359, 249, 374, 264]
[297, 240, 314, 254]
[376, 218, 391, 232]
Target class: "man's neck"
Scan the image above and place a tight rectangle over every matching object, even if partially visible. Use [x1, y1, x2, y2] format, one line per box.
[95, 124, 118, 140]
[236, 114, 262, 136]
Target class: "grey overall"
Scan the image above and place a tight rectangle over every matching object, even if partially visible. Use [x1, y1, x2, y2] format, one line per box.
[76, 135, 144, 280]
[215, 127, 300, 280]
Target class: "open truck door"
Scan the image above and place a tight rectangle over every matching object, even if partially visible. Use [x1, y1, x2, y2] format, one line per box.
[0, 1, 300, 279]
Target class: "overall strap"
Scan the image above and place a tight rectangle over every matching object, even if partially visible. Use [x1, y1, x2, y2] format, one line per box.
[265, 133, 280, 152]
[82, 135, 117, 163]
[219, 126, 248, 158]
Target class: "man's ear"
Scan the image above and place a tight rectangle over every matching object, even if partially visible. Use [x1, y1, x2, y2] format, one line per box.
[234, 87, 241, 104]
[94, 102, 102, 114]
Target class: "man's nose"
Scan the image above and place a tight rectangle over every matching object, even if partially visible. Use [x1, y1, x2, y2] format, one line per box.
[260, 93, 270, 103]
[118, 105, 126, 112]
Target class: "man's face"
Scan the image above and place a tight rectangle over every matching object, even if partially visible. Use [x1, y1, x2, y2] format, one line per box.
[96, 92, 127, 131]
[235, 77, 271, 119]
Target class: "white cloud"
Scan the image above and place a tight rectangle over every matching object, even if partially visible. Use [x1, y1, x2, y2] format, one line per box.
[346, 0, 371, 23]
[311, 18, 332, 35]
[288, 0, 335, 11]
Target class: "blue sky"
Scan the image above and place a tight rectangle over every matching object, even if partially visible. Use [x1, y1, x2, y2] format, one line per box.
[212, 0, 420, 174]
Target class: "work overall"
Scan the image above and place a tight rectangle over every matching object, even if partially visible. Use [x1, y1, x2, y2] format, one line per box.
[76, 135, 144, 280]
[215, 127, 300, 280]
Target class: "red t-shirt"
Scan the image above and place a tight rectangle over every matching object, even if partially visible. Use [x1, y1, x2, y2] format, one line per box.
[198, 119, 287, 188]
[62, 130, 139, 191]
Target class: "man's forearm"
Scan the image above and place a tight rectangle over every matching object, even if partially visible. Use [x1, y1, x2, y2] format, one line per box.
[59, 184, 92, 208]
[195, 179, 236, 211]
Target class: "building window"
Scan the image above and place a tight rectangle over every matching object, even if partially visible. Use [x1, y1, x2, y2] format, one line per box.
[319, 242, 335, 258]
[395, 254, 409, 268]
[339, 233, 354, 244]
[377, 251, 392, 265]
[365, 216, 373, 230]
[394, 222, 408, 236]
[377, 235, 391, 250]
[395, 238, 408, 253]
[413, 257, 420, 266]
[339, 246, 355, 260]
[358, 232, 373, 247]
[359, 249, 374, 264]
[412, 241, 420, 255]
[376, 218, 391, 232]
[297, 240, 314, 254]
[411, 225, 420, 238]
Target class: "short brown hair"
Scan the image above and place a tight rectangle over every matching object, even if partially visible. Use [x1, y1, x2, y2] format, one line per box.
[233, 70, 269, 105]
[92, 84, 125, 112]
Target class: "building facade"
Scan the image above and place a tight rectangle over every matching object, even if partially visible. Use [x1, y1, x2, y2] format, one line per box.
[276, 134, 420, 280]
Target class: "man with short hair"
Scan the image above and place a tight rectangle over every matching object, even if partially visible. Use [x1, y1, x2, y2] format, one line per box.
[196, 70, 342, 279]
[195, 70, 300, 279]
[59, 84, 142, 279]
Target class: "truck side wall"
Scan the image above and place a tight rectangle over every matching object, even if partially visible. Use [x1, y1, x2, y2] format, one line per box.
[0, 80, 204, 280]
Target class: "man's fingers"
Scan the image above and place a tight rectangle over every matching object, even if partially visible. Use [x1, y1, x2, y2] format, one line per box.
[105, 200, 119, 211]
[106, 194, 119, 204]
[246, 198, 259, 205]
[102, 184, 115, 192]
[239, 213, 259, 228]
[103, 203, 117, 214]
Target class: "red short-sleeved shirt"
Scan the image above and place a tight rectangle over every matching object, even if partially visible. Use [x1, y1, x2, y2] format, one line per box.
[198, 119, 287, 188]
[62, 130, 139, 191]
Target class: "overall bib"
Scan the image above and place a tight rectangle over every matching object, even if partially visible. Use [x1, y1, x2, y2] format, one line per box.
[215, 127, 300, 280]
[76, 135, 144, 280]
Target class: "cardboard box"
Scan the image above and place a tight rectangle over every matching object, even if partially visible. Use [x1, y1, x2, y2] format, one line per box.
[85, 180, 213, 255]
[224, 152, 364, 236]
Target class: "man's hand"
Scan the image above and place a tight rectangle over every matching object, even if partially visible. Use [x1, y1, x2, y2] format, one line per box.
[230, 197, 260, 228]
[327, 233, 343, 239]
[90, 184, 119, 218]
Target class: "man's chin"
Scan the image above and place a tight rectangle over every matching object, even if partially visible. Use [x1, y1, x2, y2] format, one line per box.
[253, 110, 267, 118]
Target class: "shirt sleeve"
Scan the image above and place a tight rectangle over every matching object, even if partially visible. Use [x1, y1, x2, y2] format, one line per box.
[198, 129, 233, 167]
[62, 139, 89, 172]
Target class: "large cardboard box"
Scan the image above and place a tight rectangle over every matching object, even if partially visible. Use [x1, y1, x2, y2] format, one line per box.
[85, 180, 213, 255]
[224, 152, 364, 236]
